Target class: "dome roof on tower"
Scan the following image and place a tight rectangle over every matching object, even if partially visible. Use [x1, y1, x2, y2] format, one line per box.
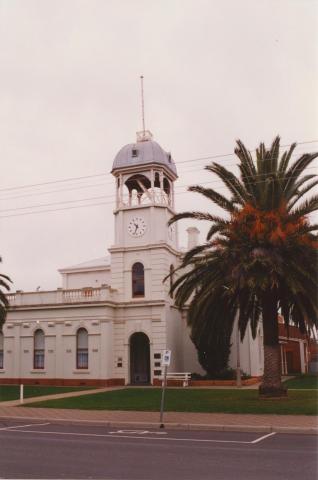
[112, 131, 177, 176]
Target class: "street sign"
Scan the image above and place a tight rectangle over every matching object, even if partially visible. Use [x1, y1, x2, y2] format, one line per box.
[160, 350, 172, 428]
[161, 349, 171, 367]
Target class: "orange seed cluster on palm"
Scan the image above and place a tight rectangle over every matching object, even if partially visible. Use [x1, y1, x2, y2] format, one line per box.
[228, 203, 315, 247]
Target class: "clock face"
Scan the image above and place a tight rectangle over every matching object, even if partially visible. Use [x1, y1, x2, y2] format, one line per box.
[128, 216, 147, 237]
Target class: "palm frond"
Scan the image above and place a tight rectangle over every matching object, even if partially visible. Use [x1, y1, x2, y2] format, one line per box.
[283, 152, 318, 194]
[235, 139, 257, 178]
[206, 222, 230, 240]
[289, 195, 318, 219]
[168, 211, 227, 225]
[268, 135, 280, 176]
[188, 185, 237, 213]
[278, 142, 297, 176]
[205, 163, 249, 205]
[0, 263, 12, 330]
[288, 179, 318, 211]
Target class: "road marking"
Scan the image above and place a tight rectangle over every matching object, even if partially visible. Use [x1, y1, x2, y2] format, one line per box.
[251, 432, 276, 444]
[0, 422, 50, 431]
[0, 428, 262, 444]
[109, 429, 167, 435]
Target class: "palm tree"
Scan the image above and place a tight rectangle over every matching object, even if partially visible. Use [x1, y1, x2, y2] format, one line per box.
[169, 136, 318, 397]
[0, 257, 11, 331]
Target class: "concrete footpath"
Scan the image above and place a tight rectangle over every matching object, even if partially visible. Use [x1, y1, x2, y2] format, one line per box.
[0, 386, 123, 407]
[0, 387, 317, 435]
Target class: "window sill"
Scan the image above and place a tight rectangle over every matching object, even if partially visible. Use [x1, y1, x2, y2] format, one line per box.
[0, 369, 5, 373]
[30, 370, 46, 374]
[73, 369, 90, 374]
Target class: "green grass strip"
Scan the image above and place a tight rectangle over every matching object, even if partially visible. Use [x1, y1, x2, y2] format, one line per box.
[283, 375, 318, 390]
[25, 388, 318, 415]
[0, 385, 93, 402]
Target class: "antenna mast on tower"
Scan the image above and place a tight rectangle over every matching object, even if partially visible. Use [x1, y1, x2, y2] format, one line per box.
[140, 75, 146, 134]
[137, 75, 152, 142]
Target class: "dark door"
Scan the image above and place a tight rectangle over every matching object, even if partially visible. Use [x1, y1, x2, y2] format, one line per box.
[286, 351, 294, 373]
[130, 332, 150, 384]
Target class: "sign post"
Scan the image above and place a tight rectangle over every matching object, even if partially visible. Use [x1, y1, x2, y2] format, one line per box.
[159, 349, 171, 429]
[20, 384, 24, 404]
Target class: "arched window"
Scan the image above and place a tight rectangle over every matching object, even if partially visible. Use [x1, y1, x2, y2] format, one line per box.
[169, 264, 175, 299]
[34, 329, 45, 369]
[132, 262, 145, 297]
[0, 332, 3, 369]
[77, 328, 88, 369]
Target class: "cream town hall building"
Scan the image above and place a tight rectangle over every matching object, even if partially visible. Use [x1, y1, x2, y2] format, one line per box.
[1, 130, 265, 386]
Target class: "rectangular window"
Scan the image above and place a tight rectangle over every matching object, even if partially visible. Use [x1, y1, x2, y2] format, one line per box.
[34, 350, 44, 369]
[77, 349, 88, 369]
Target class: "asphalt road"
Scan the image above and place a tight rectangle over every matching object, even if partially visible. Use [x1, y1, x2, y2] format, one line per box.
[0, 421, 317, 480]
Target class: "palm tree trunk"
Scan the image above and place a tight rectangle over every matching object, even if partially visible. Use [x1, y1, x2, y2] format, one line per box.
[259, 290, 287, 398]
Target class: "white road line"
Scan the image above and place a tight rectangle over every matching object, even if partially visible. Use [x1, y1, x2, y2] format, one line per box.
[0, 428, 255, 444]
[0, 422, 50, 431]
[109, 429, 167, 435]
[251, 432, 276, 444]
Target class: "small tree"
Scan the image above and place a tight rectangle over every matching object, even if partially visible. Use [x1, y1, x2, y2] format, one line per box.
[0, 257, 11, 331]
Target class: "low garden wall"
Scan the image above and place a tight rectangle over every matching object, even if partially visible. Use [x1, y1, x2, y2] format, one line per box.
[0, 378, 125, 387]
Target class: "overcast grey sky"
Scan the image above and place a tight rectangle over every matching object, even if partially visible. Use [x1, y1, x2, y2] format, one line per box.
[0, 0, 317, 291]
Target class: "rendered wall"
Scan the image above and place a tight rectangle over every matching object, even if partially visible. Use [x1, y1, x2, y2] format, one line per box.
[182, 322, 205, 375]
[1, 304, 115, 383]
[62, 269, 111, 289]
[228, 323, 264, 376]
[165, 305, 183, 372]
[112, 303, 168, 384]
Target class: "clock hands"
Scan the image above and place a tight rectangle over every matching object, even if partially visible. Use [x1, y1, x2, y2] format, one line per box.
[128, 218, 146, 237]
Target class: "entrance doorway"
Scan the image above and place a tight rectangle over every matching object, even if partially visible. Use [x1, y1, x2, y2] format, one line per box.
[286, 351, 294, 373]
[130, 332, 150, 384]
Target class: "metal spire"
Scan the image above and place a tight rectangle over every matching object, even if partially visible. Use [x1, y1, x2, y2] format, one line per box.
[136, 75, 152, 142]
[140, 75, 145, 134]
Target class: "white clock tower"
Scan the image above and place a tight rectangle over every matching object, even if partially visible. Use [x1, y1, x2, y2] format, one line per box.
[109, 129, 180, 303]
[108, 127, 186, 384]
[106, 77, 192, 385]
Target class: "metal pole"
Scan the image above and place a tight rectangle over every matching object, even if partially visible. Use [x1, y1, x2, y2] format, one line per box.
[140, 75, 146, 135]
[159, 365, 167, 428]
[20, 384, 24, 404]
[236, 315, 242, 388]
